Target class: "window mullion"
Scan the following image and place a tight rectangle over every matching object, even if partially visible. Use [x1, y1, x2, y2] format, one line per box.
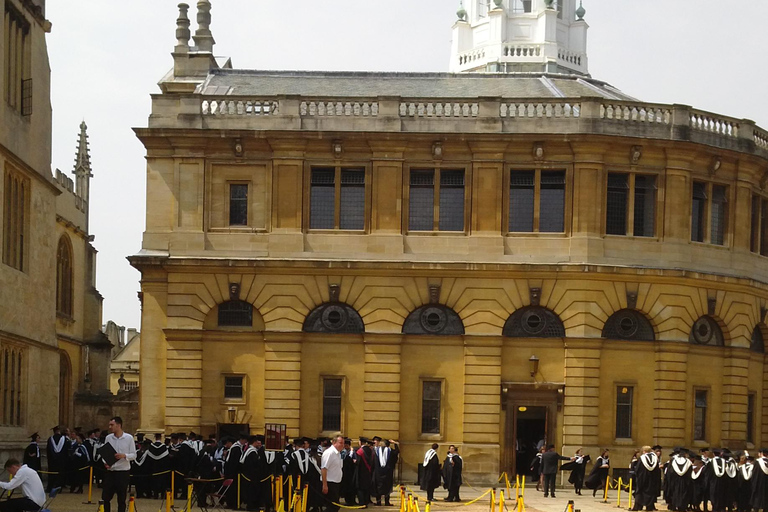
[627, 173, 636, 236]
[705, 182, 713, 244]
[433, 169, 441, 232]
[533, 169, 541, 232]
[334, 167, 341, 229]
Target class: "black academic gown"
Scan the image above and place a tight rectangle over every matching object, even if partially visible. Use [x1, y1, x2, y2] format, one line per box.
[258, 449, 276, 511]
[420, 451, 441, 494]
[373, 446, 398, 499]
[306, 454, 323, 512]
[708, 457, 730, 512]
[355, 446, 374, 503]
[664, 456, 693, 512]
[442, 454, 462, 501]
[241, 446, 262, 511]
[585, 456, 610, 491]
[46, 434, 69, 490]
[632, 452, 660, 510]
[147, 442, 171, 498]
[737, 463, 754, 512]
[753, 458, 768, 511]
[23, 442, 41, 471]
[561, 455, 590, 492]
[341, 449, 357, 505]
[224, 443, 244, 508]
[692, 463, 710, 509]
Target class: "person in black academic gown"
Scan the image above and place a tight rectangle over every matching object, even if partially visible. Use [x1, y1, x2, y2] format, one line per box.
[708, 449, 731, 512]
[736, 455, 754, 512]
[631, 446, 660, 511]
[224, 435, 248, 509]
[690, 456, 709, 512]
[442, 445, 463, 502]
[585, 449, 610, 497]
[355, 438, 375, 506]
[373, 438, 399, 506]
[341, 438, 358, 506]
[752, 449, 768, 512]
[306, 442, 323, 512]
[46, 425, 69, 492]
[241, 436, 263, 512]
[420, 443, 441, 502]
[664, 449, 693, 512]
[559, 449, 590, 495]
[529, 447, 544, 492]
[23, 433, 41, 472]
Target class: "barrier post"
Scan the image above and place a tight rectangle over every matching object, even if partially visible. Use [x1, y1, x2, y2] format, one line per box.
[426, 500, 431, 512]
[499, 487, 505, 511]
[302, 484, 309, 512]
[616, 478, 622, 507]
[186, 483, 193, 512]
[97, 500, 105, 512]
[521, 476, 525, 499]
[171, 470, 175, 507]
[567, 500, 574, 512]
[492, 488, 497, 512]
[603, 475, 609, 503]
[166, 491, 172, 512]
[289, 476, 294, 510]
[515, 475, 520, 500]
[414, 496, 420, 512]
[85, 466, 93, 504]
[128, 494, 136, 512]
[628, 478, 633, 510]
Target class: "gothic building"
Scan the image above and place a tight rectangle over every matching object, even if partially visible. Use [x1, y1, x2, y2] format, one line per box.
[131, 0, 768, 479]
[1, 0, 110, 459]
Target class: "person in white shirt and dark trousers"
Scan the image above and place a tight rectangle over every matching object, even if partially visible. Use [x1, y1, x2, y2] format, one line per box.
[321, 435, 345, 512]
[0, 458, 46, 511]
[101, 416, 137, 512]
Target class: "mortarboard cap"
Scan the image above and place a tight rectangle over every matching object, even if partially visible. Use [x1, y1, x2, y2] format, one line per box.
[372, 436, 382, 442]
[30, 432, 39, 441]
[255, 435, 265, 443]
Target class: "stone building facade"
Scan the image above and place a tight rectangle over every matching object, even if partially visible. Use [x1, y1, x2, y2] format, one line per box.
[131, 0, 768, 479]
[1, 0, 110, 459]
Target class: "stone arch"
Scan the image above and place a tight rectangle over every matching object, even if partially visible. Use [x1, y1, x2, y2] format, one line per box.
[303, 302, 365, 334]
[203, 300, 265, 330]
[751, 324, 766, 353]
[689, 315, 725, 346]
[402, 304, 465, 335]
[56, 234, 74, 316]
[602, 309, 655, 341]
[502, 306, 565, 338]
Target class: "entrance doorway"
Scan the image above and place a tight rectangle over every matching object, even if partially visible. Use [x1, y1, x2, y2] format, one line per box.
[514, 406, 547, 476]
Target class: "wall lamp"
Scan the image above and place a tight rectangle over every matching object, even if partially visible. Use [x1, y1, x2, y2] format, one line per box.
[228, 406, 237, 423]
[529, 355, 540, 377]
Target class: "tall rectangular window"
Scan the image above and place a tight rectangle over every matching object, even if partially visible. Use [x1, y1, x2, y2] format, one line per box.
[606, 173, 656, 237]
[322, 378, 342, 432]
[228, 184, 248, 226]
[3, 167, 28, 271]
[409, 169, 465, 232]
[224, 375, 244, 401]
[3, 3, 30, 113]
[691, 182, 708, 243]
[0, 347, 24, 426]
[310, 167, 366, 231]
[615, 386, 633, 439]
[752, 195, 768, 256]
[633, 175, 657, 237]
[710, 185, 727, 245]
[747, 393, 756, 444]
[694, 389, 708, 441]
[606, 174, 629, 235]
[421, 381, 442, 434]
[509, 169, 565, 233]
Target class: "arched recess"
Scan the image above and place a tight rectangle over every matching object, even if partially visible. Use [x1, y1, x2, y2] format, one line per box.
[503, 306, 565, 338]
[203, 300, 265, 330]
[56, 235, 74, 316]
[59, 351, 72, 426]
[689, 316, 725, 346]
[602, 309, 655, 341]
[303, 302, 365, 333]
[751, 325, 766, 353]
[403, 304, 465, 335]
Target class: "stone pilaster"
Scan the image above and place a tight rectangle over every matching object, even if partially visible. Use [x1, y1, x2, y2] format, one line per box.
[165, 335, 202, 432]
[138, 278, 168, 433]
[263, 340, 302, 436]
[463, 339, 501, 476]
[363, 342, 401, 438]
[653, 344, 688, 446]
[562, 339, 602, 448]
[721, 350, 749, 446]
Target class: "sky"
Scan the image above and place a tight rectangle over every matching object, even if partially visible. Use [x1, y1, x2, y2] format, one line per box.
[45, 0, 768, 330]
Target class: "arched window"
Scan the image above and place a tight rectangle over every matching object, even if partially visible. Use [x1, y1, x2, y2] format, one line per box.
[503, 306, 565, 338]
[602, 309, 655, 341]
[751, 325, 765, 354]
[303, 303, 364, 333]
[218, 300, 254, 327]
[689, 316, 724, 346]
[56, 236, 73, 316]
[403, 304, 464, 335]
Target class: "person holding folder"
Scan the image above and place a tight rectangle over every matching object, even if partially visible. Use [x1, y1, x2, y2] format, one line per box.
[99, 417, 136, 512]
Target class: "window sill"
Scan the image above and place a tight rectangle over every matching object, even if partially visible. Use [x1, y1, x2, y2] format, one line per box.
[604, 234, 660, 241]
[613, 438, 636, 446]
[208, 227, 267, 234]
[407, 231, 467, 236]
[222, 399, 246, 406]
[306, 230, 367, 235]
[690, 240, 730, 249]
[505, 232, 567, 238]
[691, 440, 709, 448]
[418, 433, 444, 442]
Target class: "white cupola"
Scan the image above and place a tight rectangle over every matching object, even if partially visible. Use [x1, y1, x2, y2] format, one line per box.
[450, 0, 589, 75]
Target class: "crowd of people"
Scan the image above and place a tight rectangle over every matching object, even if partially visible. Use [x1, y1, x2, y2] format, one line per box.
[529, 444, 768, 512]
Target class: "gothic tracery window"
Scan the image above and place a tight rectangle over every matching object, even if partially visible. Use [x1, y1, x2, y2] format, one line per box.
[56, 236, 73, 317]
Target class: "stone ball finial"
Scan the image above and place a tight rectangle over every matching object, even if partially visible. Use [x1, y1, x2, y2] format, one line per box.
[576, 0, 586, 20]
[457, 0, 467, 21]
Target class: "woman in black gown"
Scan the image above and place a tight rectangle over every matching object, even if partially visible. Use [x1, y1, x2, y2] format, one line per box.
[584, 449, 610, 497]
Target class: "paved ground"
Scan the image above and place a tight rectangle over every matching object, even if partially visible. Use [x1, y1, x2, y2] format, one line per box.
[37, 485, 640, 512]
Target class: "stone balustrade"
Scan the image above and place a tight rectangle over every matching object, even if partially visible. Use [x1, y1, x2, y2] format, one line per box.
[185, 95, 767, 158]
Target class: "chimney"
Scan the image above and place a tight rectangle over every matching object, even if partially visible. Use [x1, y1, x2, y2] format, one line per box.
[175, 3, 191, 53]
[193, 0, 215, 53]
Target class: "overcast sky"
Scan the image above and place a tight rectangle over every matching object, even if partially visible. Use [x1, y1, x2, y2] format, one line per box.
[44, 1, 768, 330]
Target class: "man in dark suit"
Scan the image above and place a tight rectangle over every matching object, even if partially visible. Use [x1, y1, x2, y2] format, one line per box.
[540, 445, 574, 498]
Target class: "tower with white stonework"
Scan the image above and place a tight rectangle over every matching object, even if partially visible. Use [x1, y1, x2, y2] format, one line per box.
[450, 0, 588, 74]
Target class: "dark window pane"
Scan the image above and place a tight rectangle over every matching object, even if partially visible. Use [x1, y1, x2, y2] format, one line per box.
[224, 376, 244, 400]
[421, 381, 441, 434]
[439, 170, 465, 231]
[692, 182, 707, 243]
[340, 169, 365, 230]
[409, 170, 435, 231]
[310, 168, 336, 230]
[323, 378, 342, 432]
[747, 393, 756, 443]
[710, 185, 727, 245]
[751, 196, 761, 253]
[540, 171, 565, 232]
[606, 174, 628, 235]
[218, 301, 253, 327]
[762, 199, 768, 257]
[633, 175, 656, 237]
[509, 171, 535, 232]
[615, 386, 633, 439]
[229, 184, 248, 226]
[694, 390, 707, 440]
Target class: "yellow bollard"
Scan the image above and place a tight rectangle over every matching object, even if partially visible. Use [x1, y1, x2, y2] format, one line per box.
[187, 483, 193, 512]
[408, 493, 414, 512]
[414, 496, 420, 512]
[302, 484, 309, 512]
[97, 500, 105, 512]
[289, 476, 294, 510]
[616, 477, 622, 507]
[171, 471, 175, 507]
[490, 488, 496, 512]
[603, 475, 609, 503]
[628, 478, 633, 510]
[128, 494, 136, 512]
[567, 500, 574, 512]
[86, 466, 94, 503]
[515, 474, 520, 500]
[499, 488, 505, 511]
[426, 501, 431, 512]
[166, 491, 172, 512]
[521, 476, 525, 499]
[237, 474, 242, 511]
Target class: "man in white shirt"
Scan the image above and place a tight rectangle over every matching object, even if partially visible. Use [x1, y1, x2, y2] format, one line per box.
[0, 458, 46, 511]
[321, 435, 345, 512]
[101, 416, 137, 512]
